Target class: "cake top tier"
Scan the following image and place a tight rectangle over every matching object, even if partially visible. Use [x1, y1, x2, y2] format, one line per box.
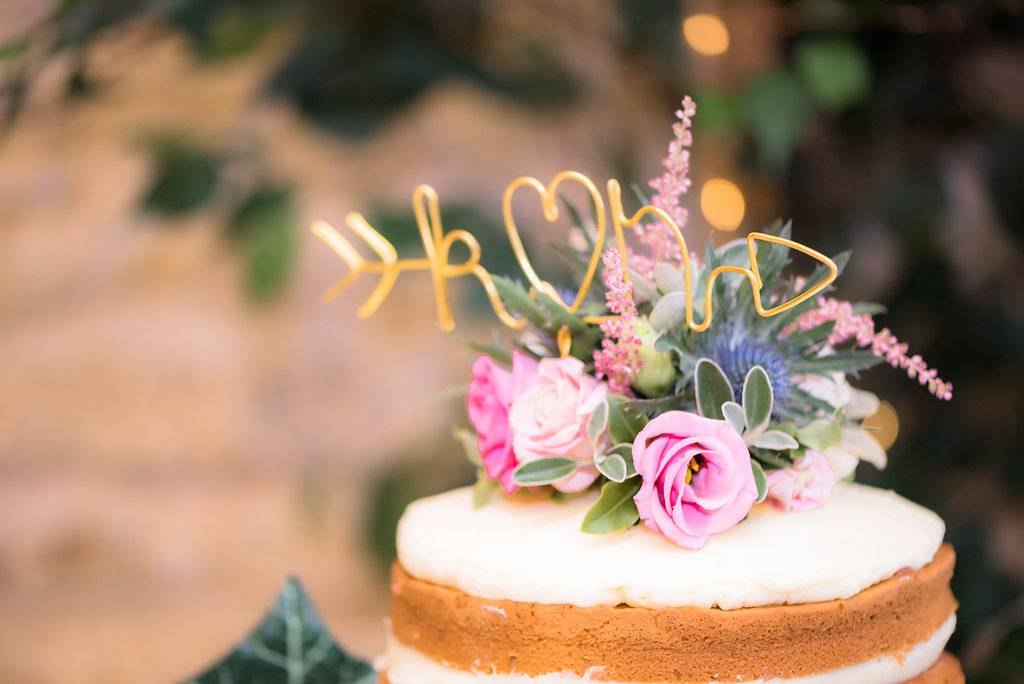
[397, 482, 944, 610]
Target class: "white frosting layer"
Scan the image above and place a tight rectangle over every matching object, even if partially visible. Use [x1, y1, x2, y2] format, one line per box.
[396, 482, 944, 609]
[384, 613, 956, 684]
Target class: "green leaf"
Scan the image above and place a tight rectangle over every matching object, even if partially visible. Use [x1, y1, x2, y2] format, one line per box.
[649, 291, 688, 331]
[492, 276, 547, 328]
[535, 290, 587, 333]
[695, 358, 734, 420]
[653, 263, 685, 294]
[629, 269, 659, 302]
[796, 419, 842, 452]
[605, 443, 637, 479]
[607, 395, 647, 444]
[782, 321, 836, 349]
[788, 387, 838, 415]
[722, 401, 746, 435]
[795, 37, 871, 111]
[791, 351, 883, 375]
[581, 478, 642, 534]
[512, 458, 577, 486]
[742, 366, 773, 435]
[753, 430, 800, 451]
[185, 576, 375, 684]
[473, 472, 499, 509]
[243, 191, 297, 304]
[595, 453, 629, 483]
[141, 136, 222, 216]
[851, 302, 887, 316]
[751, 448, 793, 470]
[587, 400, 610, 448]
[750, 459, 769, 504]
[452, 428, 482, 467]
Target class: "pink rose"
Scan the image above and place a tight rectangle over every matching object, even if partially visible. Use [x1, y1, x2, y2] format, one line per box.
[632, 411, 757, 549]
[467, 352, 538, 494]
[765, 450, 836, 512]
[508, 357, 608, 493]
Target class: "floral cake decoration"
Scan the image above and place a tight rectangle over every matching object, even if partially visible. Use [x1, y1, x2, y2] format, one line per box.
[314, 97, 953, 550]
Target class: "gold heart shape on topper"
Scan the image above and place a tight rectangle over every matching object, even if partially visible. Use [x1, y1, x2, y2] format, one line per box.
[502, 171, 607, 313]
[745, 232, 838, 316]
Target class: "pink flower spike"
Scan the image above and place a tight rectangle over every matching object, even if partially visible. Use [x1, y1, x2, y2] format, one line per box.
[640, 96, 697, 264]
[593, 248, 642, 396]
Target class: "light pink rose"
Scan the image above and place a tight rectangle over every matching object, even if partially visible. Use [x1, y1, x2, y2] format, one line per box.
[467, 352, 538, 494]
[632, 411, 757, 549]
[508, 357, 608, 493]
[765, 450, 836, 512]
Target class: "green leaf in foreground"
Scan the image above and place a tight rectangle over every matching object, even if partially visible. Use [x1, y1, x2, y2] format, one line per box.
[473, 472, 499, 509]
[695, 358, 734, 420]
[581, 478, 642, 535]
[750, 458, 769, 504]
[184, 576, 375, 684]
[742, 365, 773, 434]
[607, 395, 647, 444]
[512, 457, 577, 486]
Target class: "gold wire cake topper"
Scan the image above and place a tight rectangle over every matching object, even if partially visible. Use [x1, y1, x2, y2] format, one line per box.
[311, 170, 838, 334]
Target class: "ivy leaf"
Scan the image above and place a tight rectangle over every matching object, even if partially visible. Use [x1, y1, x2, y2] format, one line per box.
[607, 395, 647, 444]
[753, 430, 800, 451]
[796, 419, 842, 452]
[513, 458, 577, 486]
[742, 366, 773, 435]
[721, 401, 746, 435]
[452, 428, 482, 467]
[695, 358, 734, 420]
[185, 576, 375, 684]
[750, 459, 769, 504]
[581, 478, 642, 534]
[595, 453, 629, 483]
[473, 472, 499, 510]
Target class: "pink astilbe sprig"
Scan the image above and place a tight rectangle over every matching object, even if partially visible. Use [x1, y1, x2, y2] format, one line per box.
[593, 248, 642, 395]
[639, 96, 697, 264]
[794, 298, 953, 400]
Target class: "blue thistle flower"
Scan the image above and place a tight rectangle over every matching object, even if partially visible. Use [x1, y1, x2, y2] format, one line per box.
[700, 324, 792, 409]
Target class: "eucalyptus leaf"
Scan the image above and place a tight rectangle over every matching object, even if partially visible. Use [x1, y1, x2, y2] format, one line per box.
[587, 400, 610, 449]
[581, 478, 642, 534]
[649, 291, 688, 331]
[753, 430, 800, 451]
[695, 358, 734, 420]
[607, 395, 647, 444]
[653, 262, 685, 293]
[473, 472, 499, 509]
[513, 458, 577, 486]
[721, 401, 746, 435]
[750, 458, 769, 504]
[796, 419, 842, 452]
[453, 427, 482, 467]
[595, 453, 628, 483]
[185, 577, 375, 684]
[742, 366, 773, 435]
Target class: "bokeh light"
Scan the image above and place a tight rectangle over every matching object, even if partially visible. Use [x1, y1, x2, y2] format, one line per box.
[700, 179, 745, 231]
[682, 14, 730, 56]
[864, 401, 900, 450]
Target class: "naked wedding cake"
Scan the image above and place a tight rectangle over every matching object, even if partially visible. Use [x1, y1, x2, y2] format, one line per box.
[312, 97, 959, 684]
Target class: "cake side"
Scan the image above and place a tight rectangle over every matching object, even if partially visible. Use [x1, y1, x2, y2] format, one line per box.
[396, 482, 945, 610]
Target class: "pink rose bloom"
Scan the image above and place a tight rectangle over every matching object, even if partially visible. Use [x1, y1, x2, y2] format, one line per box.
[765, 450, 836, 512]
[508, 357, 608, 493]
[632, 411, 757, 549]
[467, 352, 538, 494]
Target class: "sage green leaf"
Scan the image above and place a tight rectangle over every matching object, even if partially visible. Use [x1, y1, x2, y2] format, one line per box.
[581, 478, 642, 534]
[791, 351, 882, 375]
[513, 458, 577, 486]
[722, 401, 746, 435]
[796, 419, 842, 451]
[695, 358, 734, 420]
[649, 291, 688, 331]
[473, 472, 499, 509]
[607, 395, 647, 444]
[851, 302, 887, 316]
[453, 427, 482, 467]
[742, 366, 773, 434]
[629, 269, 659, 302]
[750, 458, 769, 503]
[753, 430, 800, 451]
[185, 576, 375, 684]
[606, 443, 637, 479]
[587, 400, 609, 449]
[492, 276, 547, 328]
[595, 453, 628, 483]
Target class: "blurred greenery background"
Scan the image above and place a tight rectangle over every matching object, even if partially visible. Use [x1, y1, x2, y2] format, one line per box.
[0, 0, 1022, 682]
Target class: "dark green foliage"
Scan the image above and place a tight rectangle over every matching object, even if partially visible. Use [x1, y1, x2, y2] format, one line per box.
[184, 577, 375, 684]
[230, 186, 297, 303]
[140, 137, 222, 216]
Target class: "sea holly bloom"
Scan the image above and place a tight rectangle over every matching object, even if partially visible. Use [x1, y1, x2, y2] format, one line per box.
[466, 352, 538, 494]
[509, 357, 608, 493]
[632, 411, 757, 549]
[764, 451, 837, 512]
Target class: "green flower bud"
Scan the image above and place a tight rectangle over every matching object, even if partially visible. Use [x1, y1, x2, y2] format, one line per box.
[632, 318, 677, 396]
